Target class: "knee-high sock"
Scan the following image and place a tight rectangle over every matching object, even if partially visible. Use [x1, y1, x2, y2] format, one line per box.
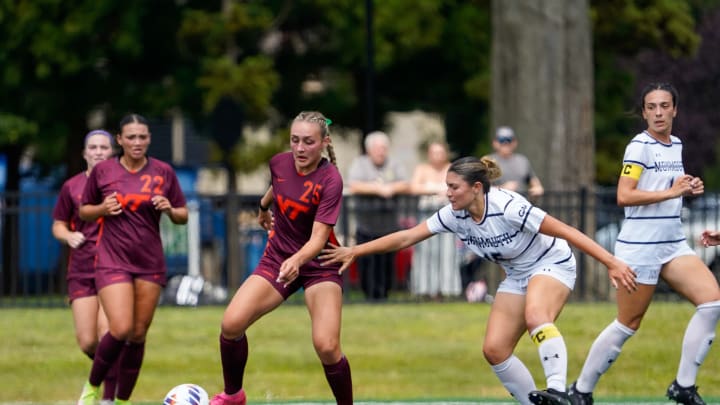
[115, 341, 145, 401]
[576, 319, 634, 393]
[89, 333, 125, 387]
[491, 355, 536, 405]
[677, 300, 720, 387]
[323, 355, 353, 405]
[220, 334, 249, 395]
[530, 323, 567, 392]
[102, 360, 119, 400]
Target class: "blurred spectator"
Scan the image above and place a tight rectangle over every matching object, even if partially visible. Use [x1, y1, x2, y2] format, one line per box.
[489, 126, 544, 198]
[409, 141, 461, 299]
[347, 131, 409, 300]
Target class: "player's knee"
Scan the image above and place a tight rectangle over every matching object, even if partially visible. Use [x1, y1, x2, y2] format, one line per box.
[313, 335, 340, 359]
[76, 335, 98, 357]
[482, 341, 512, 365]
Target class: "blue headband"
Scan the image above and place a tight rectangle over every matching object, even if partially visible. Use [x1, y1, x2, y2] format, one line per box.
[84, 129, 114, 146]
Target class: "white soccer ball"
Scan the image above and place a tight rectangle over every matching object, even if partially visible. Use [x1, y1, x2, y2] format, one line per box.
[163, 384, 210, 405]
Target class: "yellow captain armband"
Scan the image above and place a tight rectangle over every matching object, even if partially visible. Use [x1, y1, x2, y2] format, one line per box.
[620, 163, 643, 180]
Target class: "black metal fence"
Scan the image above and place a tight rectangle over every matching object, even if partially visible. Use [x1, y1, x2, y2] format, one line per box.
[2, 188, 719, 307]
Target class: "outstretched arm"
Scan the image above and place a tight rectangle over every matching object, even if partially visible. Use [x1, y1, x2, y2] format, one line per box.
[539, 215, 637, 293]
[319, 222, 434, 273]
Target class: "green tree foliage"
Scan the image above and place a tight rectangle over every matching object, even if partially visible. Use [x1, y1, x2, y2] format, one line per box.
[272, 0, 491, 154]
[1, 0, 717, 187]
[0, 0, 280, 187]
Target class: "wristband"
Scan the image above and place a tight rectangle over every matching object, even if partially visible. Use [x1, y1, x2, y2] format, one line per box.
[259, 203, 270, 212]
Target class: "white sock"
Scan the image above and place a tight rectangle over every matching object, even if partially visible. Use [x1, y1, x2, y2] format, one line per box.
[576, 319, 634, 393]
[530, 323, 567, 392]
[677, 300, 720, 387]
[491, 355, 537, 405]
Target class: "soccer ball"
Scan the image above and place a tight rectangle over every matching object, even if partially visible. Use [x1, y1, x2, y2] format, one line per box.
[163, 384, 209, 405]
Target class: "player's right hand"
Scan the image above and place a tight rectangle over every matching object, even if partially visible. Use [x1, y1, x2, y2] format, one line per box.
[66, 231, 86, 249]
[104, 192, 122, 216]
[258, 209, 273, 230]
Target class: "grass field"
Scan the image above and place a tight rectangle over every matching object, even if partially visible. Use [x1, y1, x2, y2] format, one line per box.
[1, 301, 719, 404]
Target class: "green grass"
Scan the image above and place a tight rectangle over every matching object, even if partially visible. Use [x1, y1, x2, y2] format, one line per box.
[1, 301, 719, 403]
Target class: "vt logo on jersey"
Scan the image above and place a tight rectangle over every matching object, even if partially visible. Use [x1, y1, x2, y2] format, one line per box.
[115, 174, 165, 211]
[276, 195, 310, 219]
[276, 181, 324, 220]
[116, 193, 151, 211]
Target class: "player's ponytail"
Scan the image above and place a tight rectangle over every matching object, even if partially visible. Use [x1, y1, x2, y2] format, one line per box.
[449, 156, 501, 191]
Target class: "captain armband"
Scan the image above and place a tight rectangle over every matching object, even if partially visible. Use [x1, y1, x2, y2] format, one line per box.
[620, 163, 642, 180]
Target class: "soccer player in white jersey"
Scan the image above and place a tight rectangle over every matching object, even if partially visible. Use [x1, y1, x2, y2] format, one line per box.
[568, 83, 720, 405]
[320, 156, 637, 405]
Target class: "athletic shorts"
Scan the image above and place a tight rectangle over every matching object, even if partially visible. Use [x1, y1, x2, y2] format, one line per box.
[621, 241, 696, 285]
[497, 262, 576, 295]
[252, 262, 344, 300]
[67, 277, 98, 303]
[95, 267, 167, 290]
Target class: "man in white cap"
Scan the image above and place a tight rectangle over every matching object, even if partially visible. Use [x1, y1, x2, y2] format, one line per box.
[489, 126, 544, 198]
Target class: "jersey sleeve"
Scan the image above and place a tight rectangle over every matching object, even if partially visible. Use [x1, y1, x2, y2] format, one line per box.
[425, 204, 457, 235]
[164, 168, 187, 208]
[81, 168, 101, 206]
[504, 197, 546, 234]
[52, 182, 74, 222]
[620, 139, 649, 180]
[314, 169, 343, 226]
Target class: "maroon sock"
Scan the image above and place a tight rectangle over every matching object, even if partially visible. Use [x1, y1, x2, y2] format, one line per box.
[114, 341, 145, 401]
[323, 355, 353, 405]
[102, 360, 119, 400]
[219, 334, 248, 395]
[89, 333, 125, 386]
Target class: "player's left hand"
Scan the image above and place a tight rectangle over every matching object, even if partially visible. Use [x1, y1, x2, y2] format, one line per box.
[689, 176, 704, 196]
[607, 257, 637, 293]
[152, 195, 172, 212]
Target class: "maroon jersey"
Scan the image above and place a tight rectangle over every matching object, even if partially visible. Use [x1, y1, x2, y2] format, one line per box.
[81, 157, 186, 274]
[263, 152, 343, 272]
[52, 172, 100, 279]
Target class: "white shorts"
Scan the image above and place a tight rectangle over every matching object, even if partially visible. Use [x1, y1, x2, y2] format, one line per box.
[623, 242, 697, 285]
[497, 262, 576, 295]
[616, 241, 696, 285]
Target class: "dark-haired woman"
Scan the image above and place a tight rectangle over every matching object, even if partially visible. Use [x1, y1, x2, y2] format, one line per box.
[568, 83, 720, 405]
[76, 114, 188, 405]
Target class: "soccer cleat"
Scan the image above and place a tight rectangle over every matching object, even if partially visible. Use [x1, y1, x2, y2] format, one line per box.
[567, 382, 594, 405]
[77, 381, 100, 405]
[528, 388, 571, 405]
[667, 379, 705, 405]
[209, 389, 247, 405]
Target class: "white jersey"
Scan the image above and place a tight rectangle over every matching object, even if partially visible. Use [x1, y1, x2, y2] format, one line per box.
[615, 131, 686, 264]
[426, 187, 574, 278]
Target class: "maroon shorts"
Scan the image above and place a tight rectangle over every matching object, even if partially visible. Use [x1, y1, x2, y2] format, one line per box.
[67, 277, 98, 303]
[252, 261, 343, 300]
[95, 267, 167, 290]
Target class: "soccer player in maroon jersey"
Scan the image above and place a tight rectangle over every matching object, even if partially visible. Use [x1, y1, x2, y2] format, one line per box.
[52, 129, 117, 404]
[210, 111, 352, 405]
[76, 114, 188, 405]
